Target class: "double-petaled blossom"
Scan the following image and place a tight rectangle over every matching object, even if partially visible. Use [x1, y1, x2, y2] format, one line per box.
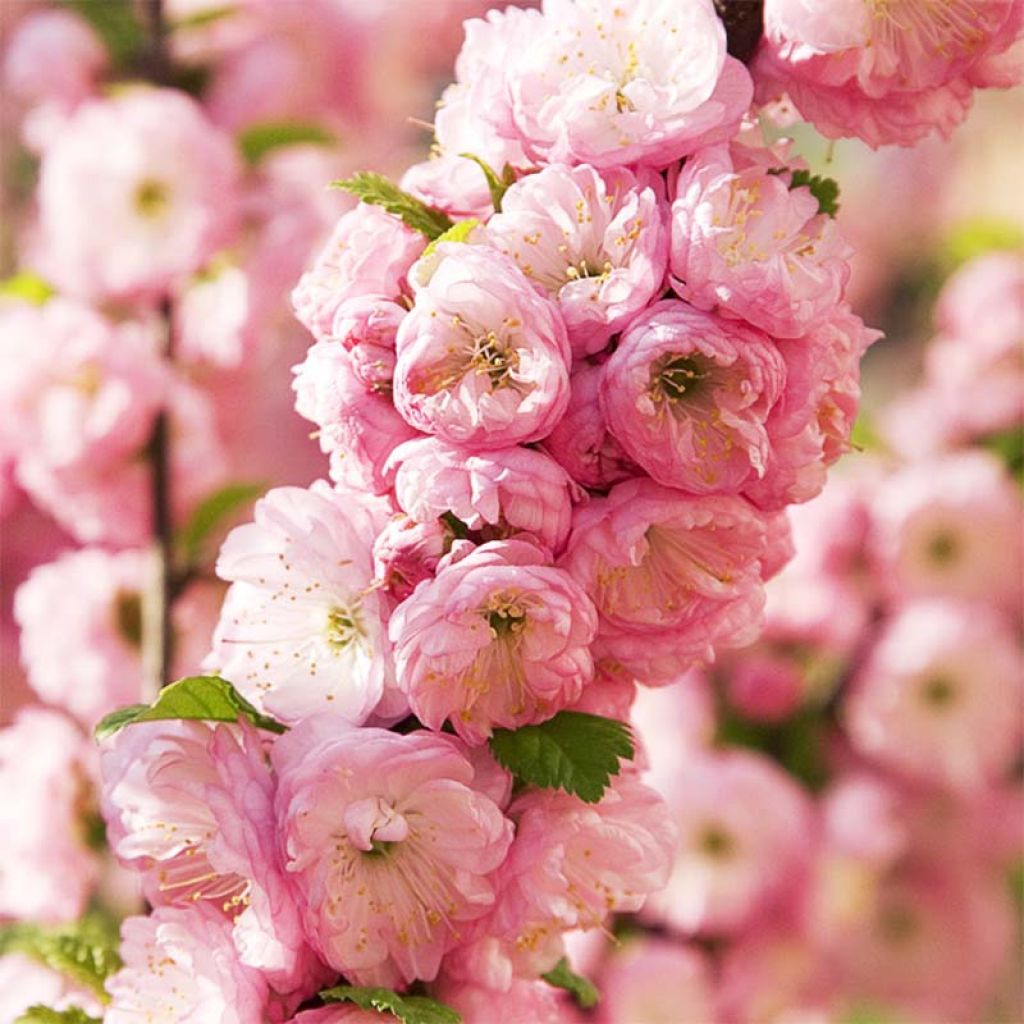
[100, 720, 326, 1001]
[386, 437, 580, 555]
[753, 0, 1023, 147]
[390, 539, 598, 743]
[393, 244, 571, 448]
[494, 0, 753, 168]
[669, 143, 853, 338]
[600, 300, 786, 495]
[560, 478, 773, 680]
[372, 514, 451, 601]
[487, 163, 669, 356]
[207, 481, 400, 726]
[845, 599, 1022, 793]
[37, 87, 241, 299]
[292, 203, 425, 345]
[272, 719, 514, 986]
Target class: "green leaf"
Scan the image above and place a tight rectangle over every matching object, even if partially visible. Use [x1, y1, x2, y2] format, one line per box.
[94, 675, 288, 743]
[979, 426, 1024, 486]
[788, 169, 840, 217]
[458, 154, 516, 211]
[239, 121, 336, 165]
[331, 172, 453, 239]
[541, 957, 600, 1009]
[320, 985, 461, 1024]
[942, 219, 1024, 267]
[0, 271, 55, 305]
[488, 711, 635, 803]
[16, 1007, 102, 1024]
[1, 917, 121, 1003]
[422, 219, 480, 258]
[57, 0, 145, 69]
[170, 3, 237, 30]
[177, 481, 264, 570]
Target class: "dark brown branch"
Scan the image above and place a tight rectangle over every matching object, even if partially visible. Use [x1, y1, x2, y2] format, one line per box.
[714, 0, 765, 65]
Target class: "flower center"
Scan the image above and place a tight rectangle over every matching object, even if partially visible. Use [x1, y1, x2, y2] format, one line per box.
[866, 0, 987, 59]
[921, 674, 957, 710]
[697, 822, 736, 860]
[926, 530, 958, 564]
[134, 177, 171, 219]
[343, 796, 410, 854]
[113, 589, 143, 650]
[651, 353, 712, 404]
[485, 591, 530, 638]
[325, 603, 364, 652]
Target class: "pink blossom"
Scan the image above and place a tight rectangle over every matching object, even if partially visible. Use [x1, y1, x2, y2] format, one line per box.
[292, 204, 425, 344]
[176, 258, 254, 369]
[393, 244, 570, 448]
[14, 547, 148, 727]
[207, 481, 397, 726]
[37, 87, 241, 299]
[332, 296, 405, 391]
[498, 0, 753, 168]
[487, 163, 669, 356]
[101, 720, 326, 1001]
[389, 539, 598, 743]
[669, 144, 853, 338]
[0, 953, 103, 1024]
[560, 478, 770, 679]
[372, 514, 450, 601]
[288, 1008, 383, 1024]
[600, 300, 786, 494]
[598, 939, 715, 1024]
[387, 437, 580, 555]
[754, 0, 1023, 147]
[105, 905, 271, 1024]
[644, 748, 814, 935]
[272, 719, 513, 986]
[293, 342, 418, 495]
[0, 708, 100, 923]
[870, 450, 1022, 609]
[435, 976, 577, 1024]
[727, 651, 806, 723]
[846, 599, 1022, 792]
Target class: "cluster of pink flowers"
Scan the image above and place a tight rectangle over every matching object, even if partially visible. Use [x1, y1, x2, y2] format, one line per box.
[1, 1, 1020, 1022]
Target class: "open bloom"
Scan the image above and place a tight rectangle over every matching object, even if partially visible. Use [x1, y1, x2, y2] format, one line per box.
[497, 0, 753, 168]
[37, 86, 241, 299]
[101, 720, 326, 1001]
[393, 244, 570, 448]
[390, 539, 598, 743]
[560, 478, 771, 680]
[272, 720, 513, 986]
[600, 300, 786, 494]
[386, 437, 580, 555]
[670, 144, 853, 338]
[207, 481, 398, 726]
[487, 163, 669, 356]
[754, 0, 1023, 147]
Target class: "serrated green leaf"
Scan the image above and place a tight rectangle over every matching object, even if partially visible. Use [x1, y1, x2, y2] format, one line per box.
[320, 985, 461, 1024]
[16, 1007, 102, 1024]
[422, 219, 480, 258]
[239, 121, 336, 165]
[488, 711, 634, 803]
[1, 916, 121, 1003]
[177, 481, 264, 570]
[0, 271, 55, 305]
[788, 168, 840, 217]
[94, 675, 288, 743]
[331, 172, 453, 239]
[541, 956, 600, 1008]
[458, 153, 515, 211]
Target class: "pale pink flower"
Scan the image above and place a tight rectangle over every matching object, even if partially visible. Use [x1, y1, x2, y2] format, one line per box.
[37, 87, 241, 299]
[389, 539, 598, 743]
[176, 257, 254, 368]
[332, 296, 405, 392]
[644, 748, 814, 936]
[726, 651, 806, 723]
[541, 363, 639, 490]
[105, 905, 271, 1024]
[393, 244, 570, 448]
[435, 976, 577, 1024]
[600, 300, 786, 494]
[14, 547, 148, 727]
[0, 708, 100, 923]
[846, 599, 1022, 792]
[754, 0, 1023, 147]
[487, 163, 669, 356]
[207, 481, 397, 726]
[387, 437, 580, 555]
[598, 939, 715, 1024]
[272, 719, 513, 986]
[101, 720, 326, 1000]
[288, 1008, 383, 1024]
[292, 342, 418, 495]
[292, 204, 425, 344]
[670, 144, 853, 338]
[870, 450, 1022, 609]
[499, 0, 753, 168]
[560, 478, 770, 679]
[0, 953, 103, 1024]
[372, 514, 450, 601]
